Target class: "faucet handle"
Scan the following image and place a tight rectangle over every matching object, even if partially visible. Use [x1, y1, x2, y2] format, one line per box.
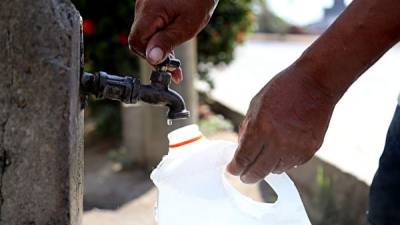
[151, 55, 180, 89]
[156, 55, 181, 72]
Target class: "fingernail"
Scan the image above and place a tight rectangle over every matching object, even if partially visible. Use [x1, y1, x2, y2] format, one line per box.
[227, 162, 240, 176]
[171, 68, 183, 84]
[241, 174, 253, 184]
[147, 47, 164, 64]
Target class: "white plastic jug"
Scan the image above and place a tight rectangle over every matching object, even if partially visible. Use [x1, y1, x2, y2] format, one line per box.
[151, 124, 312, 225]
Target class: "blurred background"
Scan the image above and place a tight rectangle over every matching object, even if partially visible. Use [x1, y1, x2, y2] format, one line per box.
[72, 0, 400, 224]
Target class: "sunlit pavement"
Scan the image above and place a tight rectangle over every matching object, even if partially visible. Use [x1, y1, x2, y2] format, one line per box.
[209, 35, 400, 185]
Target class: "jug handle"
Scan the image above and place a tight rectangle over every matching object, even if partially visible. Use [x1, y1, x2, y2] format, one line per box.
[263, 173, 304, 207]
[220, 142, 304, 208]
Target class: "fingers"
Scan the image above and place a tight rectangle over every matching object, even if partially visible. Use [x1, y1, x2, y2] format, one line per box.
[240, 147, 280, 184]
[129, 13, 184, 82]
[227, 121, 264, 176]
[129, 0, 216, 72]
[129, 12, 197, 66]
[170, 67, 183, 84]
[163, 51, 183, 84]
[272, 156, 298, 174]
[129, 12, 166, 59]
[227, 120, 306, 184]
[272, 146, 314, 174]
[145, 18, 196, 65]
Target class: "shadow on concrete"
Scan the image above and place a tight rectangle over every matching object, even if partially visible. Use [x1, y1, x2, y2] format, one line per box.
[84, 141, 154, 211]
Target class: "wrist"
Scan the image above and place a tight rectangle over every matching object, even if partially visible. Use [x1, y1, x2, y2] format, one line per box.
[292, 49, 349, 104]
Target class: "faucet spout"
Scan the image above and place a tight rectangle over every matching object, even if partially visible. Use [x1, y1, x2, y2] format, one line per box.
[139, 84, 190, 120]
[139, 71, 190, 120]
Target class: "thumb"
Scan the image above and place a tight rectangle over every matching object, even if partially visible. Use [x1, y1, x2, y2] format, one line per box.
[129, 15, 166, 59]
[146, 20, 197, 65]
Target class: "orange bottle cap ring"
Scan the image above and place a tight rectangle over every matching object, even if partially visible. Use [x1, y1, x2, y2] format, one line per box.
[169, 135, 204, 148]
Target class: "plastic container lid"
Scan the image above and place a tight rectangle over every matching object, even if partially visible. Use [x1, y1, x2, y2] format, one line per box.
[168, 124, 204, 149]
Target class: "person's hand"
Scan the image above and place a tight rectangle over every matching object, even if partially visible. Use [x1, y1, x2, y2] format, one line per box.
[129, 0, 217, 83]
[227, 65, 337, 184]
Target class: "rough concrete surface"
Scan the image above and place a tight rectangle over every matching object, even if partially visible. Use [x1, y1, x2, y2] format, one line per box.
[0, 0, 83, 224]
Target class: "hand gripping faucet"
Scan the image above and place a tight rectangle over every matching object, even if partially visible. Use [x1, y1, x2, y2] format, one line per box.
[80, 56, 190, 121]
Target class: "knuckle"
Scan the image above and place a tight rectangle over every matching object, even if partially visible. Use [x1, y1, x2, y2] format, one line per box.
[305, 152, 314, 161]
[248, 168, 266, 180]
[135, 0, 145, 10]
[128, 33, 139, 45]
[234, 153, 252, 168]
[273, 160, 288, 173]
[311, 138, 323, 150]
[249, 96, 259, 107]
[239, 118, 249, 133]
[128, 35, 145, 57]
[300, 150, 314, 164]
[159, 33, 175, 49]
[286, 155, 299, 165]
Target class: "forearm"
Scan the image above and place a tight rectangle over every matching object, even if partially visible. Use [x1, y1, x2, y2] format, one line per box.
[295, 0, 400, 101]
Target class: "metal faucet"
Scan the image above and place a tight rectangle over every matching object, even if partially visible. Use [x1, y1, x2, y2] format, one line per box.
[80, 57, 190, 120]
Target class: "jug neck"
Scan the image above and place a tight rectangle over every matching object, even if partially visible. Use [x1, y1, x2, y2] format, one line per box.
[168, 124, 206, 152]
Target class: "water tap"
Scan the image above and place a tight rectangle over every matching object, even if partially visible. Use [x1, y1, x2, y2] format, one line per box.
[80, 57, 190, 120]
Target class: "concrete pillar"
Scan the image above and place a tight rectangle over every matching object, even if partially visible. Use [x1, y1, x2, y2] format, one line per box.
[0, 1, 83, 224]
[122, 61, 170, 169]
[170, 39, 199, 128]
[122, 39, 198, 169]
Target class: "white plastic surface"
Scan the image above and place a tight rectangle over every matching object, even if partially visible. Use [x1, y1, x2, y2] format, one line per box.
[168, 124, 202, 147]
[151, 125, 312, 225]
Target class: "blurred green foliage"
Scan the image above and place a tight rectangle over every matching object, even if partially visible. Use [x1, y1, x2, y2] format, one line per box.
[198, 0, 254, 87]
[198, 0, 254, 65]
[72, 0, 254, 138]
[198, 115, 234, 136]
[316, 166, 335, 219]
